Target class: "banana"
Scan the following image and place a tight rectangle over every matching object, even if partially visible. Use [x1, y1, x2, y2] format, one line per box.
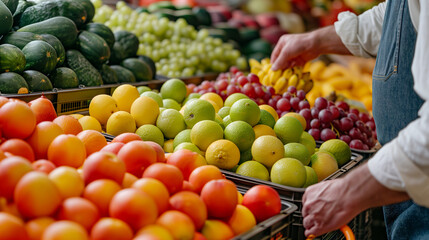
[293, 66, 303, 78]
[261, 58, 271, 65]
[296, 78, 306, 90]
[249, 58, 262, 69]
[269, 69, 282, 86]
[273, 77, 288, 94]
[308, 60, 326, 80]
[281, 68, 293, 79]
[261, 75, 270, 86]
[288, 74, 299, 87]
[303, 79, 314, 93]
[301, 72, 310, 81]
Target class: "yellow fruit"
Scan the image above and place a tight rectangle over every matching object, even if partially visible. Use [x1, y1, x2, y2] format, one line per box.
[288, 74, 298, 87]
[259, 104, 279, 121]
[251, 135, 284, 168]
[300, 132, 316, 155]
[205, 139, 240, 170]
[205, 99, 220, 113]
[135, 124, 164, 146]
[163, 139, 174, 153]
[319, 139, 351, 166]
[78, 116, 102, 132]
[281, 68, 293, 79]
[106, 111, 136, 136]
[200, 93, 223, 109]
[284, 112, 306, 130]
[174, 142, 203, 156]
[190, 120, 224, 151]
[162, 99, 181, 111]
[271, 158, 307, 188]
[89, 94, 119, 126]
[253, 124, 276, 139]
[308, 61, 326, 80]
[303, 166, 318, 188]
[130, 96, 160, 127]
[227, 205, 257, 235]
[236, 161, 269, 181]
[69, 114, 84, 120]
[310, 151, 338, 182]
[112, 84, 140, 112]
[273, 77, 288, 94]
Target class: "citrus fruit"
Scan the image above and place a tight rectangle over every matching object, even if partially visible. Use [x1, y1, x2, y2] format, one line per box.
[227, 205, 256, 235]
[223, 115, 232, 127]
[205, 139, 240, 170]
[77, 130, 107, 157]
[69, 114, 84, 120]
[166, 149, 207, 180]
[190, 120, 224, 151]
[160, 78, 187, 103]
[258, 109, 275, 128]
[217, 106, 230, 118]
[137, 86, 151, 94]
[241, 185, 282, 223]
[142, 163, 184, 194]
[224, 121, 255, 152]
[236, 161, 269, 181]
[141, 91, 164, 107]
[49, 166, 85, 199]
[224, 93, 248, 107]
[259, 104, 278, 121]
[253, 124, 276, 139]
[156, 109, 186, 139]
[42, 221, 89, 240]
[57, 197, 100, 230]
[229, 99, 260, 126]
[132, 178, 170, 214]
[300, 131, 316, 155]
[205, 99, 220, 113]
[284, 112, 306, 129]
[239, 149, 253, 164]
[106, 111, 136, 136]
[319, 139, 351, 166]
[130, 96, 160, 127]
[183, 99, 216, 128]
[173, 129, 192, 149]
[251, 135, 284, 168]
[274, 116, 303, 144]
[89, 94, 119, 126]
[135, 124, 164, 146]
[156, 210, 195, 240]
[174, 142, 202, 155]
[163, 139, 174, 153]
[90, 218, 133, 240]
[200, 92, 223, 109]
[303, 166, 318, 187]
[0, 101, 36, 139]
[270, 158, 307, 188]
[214, 114, 224, 129]
[48, 134, 86, 168]
[201, 219, 234, 240]
[310, 151, 339, 182]
[53, 115, 83, 135]
[169, 191, 208, 230]
[200, 179, 237, 219]
[134, 224, 173, 240]
[78, 116, 102, 132]
[284, 143, 311, 165]
[162, 99, 181, 111]
[112, 84, 140, 112]
[182, 93, 201, 105]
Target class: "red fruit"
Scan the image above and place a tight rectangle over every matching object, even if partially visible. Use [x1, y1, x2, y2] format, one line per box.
[200, 179, 237, 219]
[83, 151, 126, 185]
[28, 96, 57, 123]
[241, 185, 281, 223]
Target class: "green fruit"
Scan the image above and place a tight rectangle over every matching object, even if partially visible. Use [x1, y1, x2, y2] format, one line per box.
[0, 72, 29, 94]
[49, 67, 78, 89]
[135, 124, 164, 146]
[22, 40, 57, 74]
[284, 143, 311, 166]
[160, 78, 187, 103]
[142, 91, 163, 107]
[258, 109, 275, 128]
[173, 129, 191, 149]
[21, 70, 53, 92]
[229, 99, 260, 126]
[0, 44, 26, 73]
[156, 109, 186, 139]
[319, 139, 352, 166]
[274, 116, 303, 144]
[224, 120, 255, 152]
[183, 98, 215, 128]
[236, 161, 269, 181]
[271, 158, 307, 188]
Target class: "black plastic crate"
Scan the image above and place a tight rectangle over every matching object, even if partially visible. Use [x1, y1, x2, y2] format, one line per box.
[222, 152, 368, 240]
[233, 185, 297, 240]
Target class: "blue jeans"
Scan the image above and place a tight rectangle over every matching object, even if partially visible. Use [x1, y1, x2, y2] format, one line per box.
[372, 0, 429, 239]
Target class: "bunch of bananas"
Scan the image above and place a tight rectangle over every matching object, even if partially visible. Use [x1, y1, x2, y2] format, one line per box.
[249, 58, 314, 94]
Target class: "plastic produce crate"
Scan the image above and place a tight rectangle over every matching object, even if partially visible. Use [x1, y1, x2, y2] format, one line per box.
[222, 153, 371, 240]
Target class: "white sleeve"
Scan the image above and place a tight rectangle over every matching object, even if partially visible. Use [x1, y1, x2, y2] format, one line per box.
[368, 0, 429, 208]
[334, 2, 387, 58]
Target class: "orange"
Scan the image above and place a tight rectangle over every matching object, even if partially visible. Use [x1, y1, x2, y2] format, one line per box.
[2, 202, 22, 218]
[47, 134, 86, 168]
[83, 179, 122, 217]
[0, 138, 35, 162]
[156, 210, 195, 240]
[200, 179, 238, 219]
[166, 149, 207, 180]
[77, 130, 107, 156]
[227, 204, 256, 235]
[0, 212, 29, 240]
[90, 218, 133, 240]
[111, 132, 142, 144]
[241, 185, 282, 223]
[49, 166, 85, 199]
[0, 101, 36, 139]
[32, 160, 56, 174]
[109, 188, 158, 231]
[169, 191, 207, 230]
[0, 156, 33, 201]
[25, 217, 55, 240]
[58, 197, 100, 230]
[100, 142, 125, 155]
[26, 121, 64, 159]
[117, 141, 157, 177]
[0, 149, 6, 161]
[182, 180, 195, 192]
[14, 171, 61, 219]
[134, 224, 174, 240]
[142, 163, 184, 195]
[122, 172, 138, 188]
[145, 141, 166, 163]
[201, 219, 234, 240]
[188, 165, 224, 194]
[132, 178, 170, 214]
[193, 232, 207, 240]
[42, 220, 89, 240]
[53, 115, 83, 135]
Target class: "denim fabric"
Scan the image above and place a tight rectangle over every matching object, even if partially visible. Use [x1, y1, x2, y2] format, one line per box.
[372, 0, 429, 239]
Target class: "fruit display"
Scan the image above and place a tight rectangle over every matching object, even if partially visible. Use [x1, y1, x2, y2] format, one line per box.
[0, 95, 287, 239]
[0, 0, 155, 94]
[92, 0, 247, 78]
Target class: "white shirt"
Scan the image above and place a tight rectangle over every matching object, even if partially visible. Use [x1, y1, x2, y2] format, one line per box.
[334, 0, 429, 207]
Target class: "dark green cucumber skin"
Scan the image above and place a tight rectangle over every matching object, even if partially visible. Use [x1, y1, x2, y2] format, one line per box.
[121, 58, 153, 82]
[138, 55, 156, 77]
[84, 23, 115, 50]
[19, 0, 87, 28]
[99, 64, 118, 84]
[0, 0, 13, 36]
[75, 0, 94, 24]
[0, 31, 43, 49]
[13, 0, 35, 26]
[49, 67, 79, 89]
[114, 30, 139, 59]
[22, 40, 57, 74]
[17, 16, 78, 49]
[0, 72, 29, 94]
[40, 34, 65, 66]
[109, 42, 126, 65]
[110, 65, 136, 83]
[1, 0, 18, 14]
[77, 31, 110, 68]
[0, 44, 26, 73]
[21, 70, 53, 92]
[66, 50, 103, 87]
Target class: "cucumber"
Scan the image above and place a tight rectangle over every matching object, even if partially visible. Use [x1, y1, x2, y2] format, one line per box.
[110, 65, 135, 83]
[22, 40, 57, 74]
[66, 50, 103, 87]
[21, 70, 53, 92]
[0, 0, 13, 36]
[0, 72, 29, 94]
[0, 44, 26, 73]
[98, 64, 118, 84]
[49, 67, 78, 89]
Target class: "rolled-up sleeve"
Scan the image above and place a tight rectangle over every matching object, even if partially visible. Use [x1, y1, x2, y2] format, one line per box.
[334, 2, 386, 58]
[368, 0, 429, 208]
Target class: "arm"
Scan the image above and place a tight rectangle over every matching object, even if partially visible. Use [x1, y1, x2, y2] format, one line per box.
[302, 163, 409, 237]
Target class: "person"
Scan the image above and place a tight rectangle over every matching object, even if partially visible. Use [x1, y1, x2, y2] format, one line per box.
[270, 0, 429, 239]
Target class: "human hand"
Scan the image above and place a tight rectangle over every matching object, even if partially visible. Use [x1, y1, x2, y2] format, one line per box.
[302, 179, 359, 237]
